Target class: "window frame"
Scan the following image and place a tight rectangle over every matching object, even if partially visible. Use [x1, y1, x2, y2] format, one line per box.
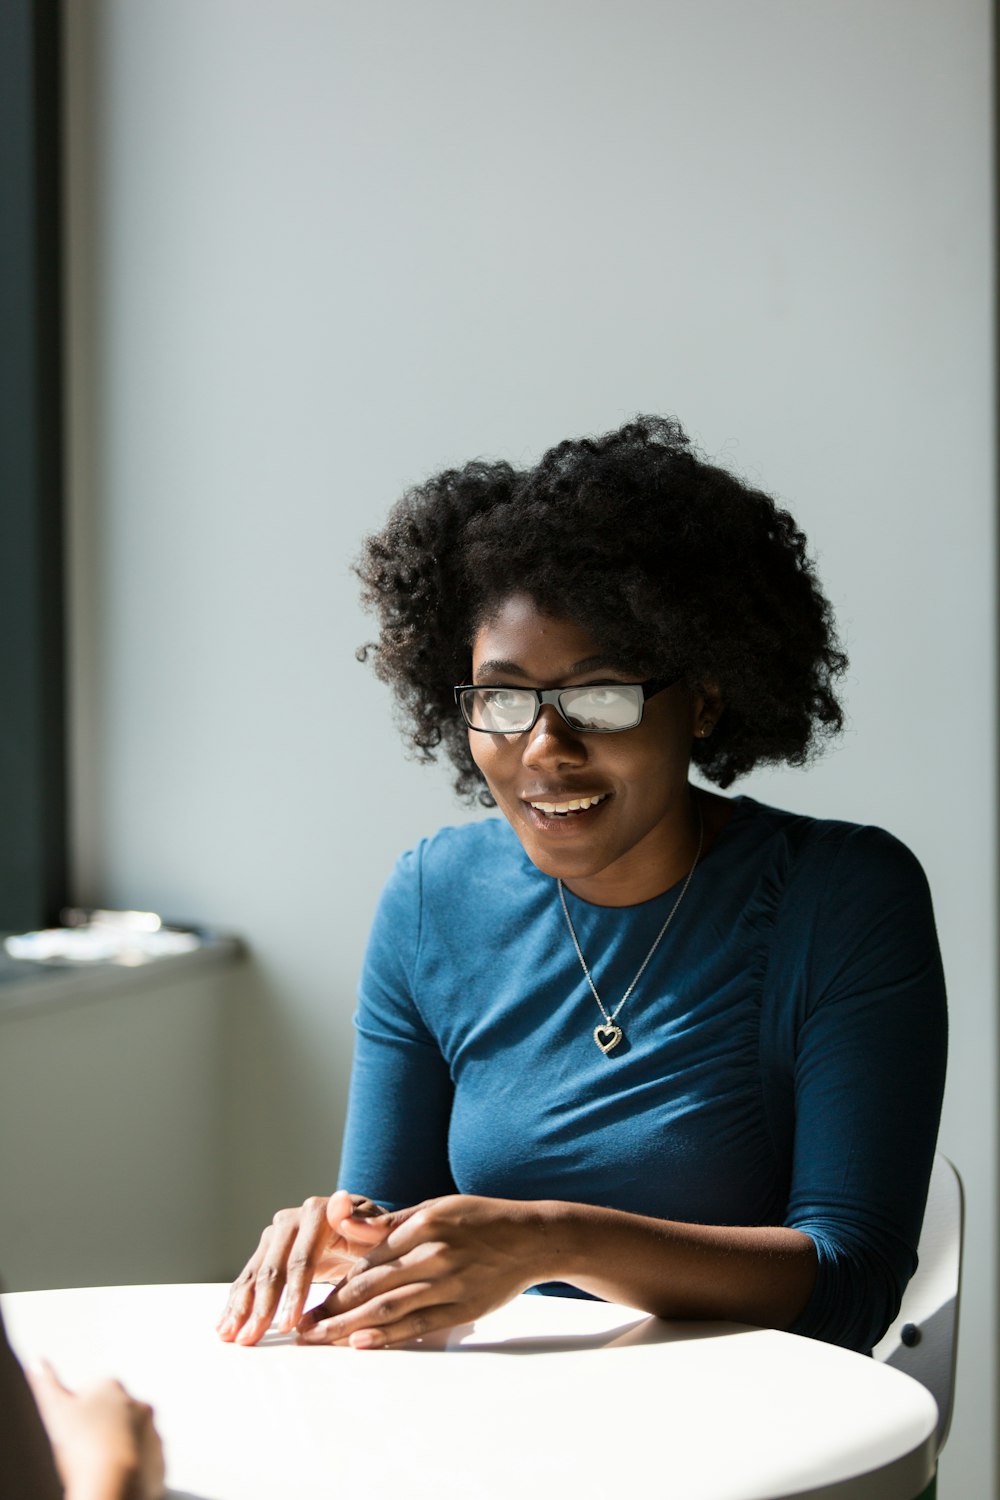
[0, 0, 67, 931]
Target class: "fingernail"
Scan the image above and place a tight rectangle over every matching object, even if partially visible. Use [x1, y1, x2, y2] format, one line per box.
[351, 1330, 383, 1349]
[297, 1320, 330, 1343]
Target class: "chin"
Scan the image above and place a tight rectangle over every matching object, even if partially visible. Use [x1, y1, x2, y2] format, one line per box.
[519, 832, 607, 882]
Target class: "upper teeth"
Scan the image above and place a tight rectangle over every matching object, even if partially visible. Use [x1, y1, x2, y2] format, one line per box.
[529, 794, 608, 814]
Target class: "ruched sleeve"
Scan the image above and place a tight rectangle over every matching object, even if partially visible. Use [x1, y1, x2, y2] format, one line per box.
[776, 826, 948, 1353]
[336, 844, 457, 1209]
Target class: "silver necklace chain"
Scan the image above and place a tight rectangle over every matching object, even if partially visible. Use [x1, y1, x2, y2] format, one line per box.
[557, 799, 705, 1056]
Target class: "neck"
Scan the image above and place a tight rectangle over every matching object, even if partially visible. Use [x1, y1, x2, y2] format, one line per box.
[560, 785, 708, 908]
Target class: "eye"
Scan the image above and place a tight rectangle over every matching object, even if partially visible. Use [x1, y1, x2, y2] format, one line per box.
[466, 687, 535, 732]
[485, 689, 525, 710]
[560, 684, 641, 731]
[565, 686, 627, 712]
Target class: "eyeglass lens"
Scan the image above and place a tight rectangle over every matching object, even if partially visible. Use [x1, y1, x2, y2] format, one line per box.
[463, 685, 644, 733]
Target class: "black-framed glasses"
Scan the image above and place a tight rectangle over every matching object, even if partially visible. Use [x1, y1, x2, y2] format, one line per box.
[453, 678, 675, 735]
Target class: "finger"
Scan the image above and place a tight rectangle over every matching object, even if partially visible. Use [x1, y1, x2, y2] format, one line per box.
[296, 1255, 404, 1330]
[350, 1302, 461, 1350]
[278, 1197, 333, 1332]
[28, 1358, 71, 1394]
[235, 1212, 304, 1344]
[325, 1188, 361, 1222]
[337, 1207, 436, 1278]
[349, 1196, 386, 1220]
[25, 1359, 72, 1414]
[77, 1377, 130, 1405]
[338, 1213, 396, 1242]
[217, 1269, 262, 1340]
[335, 1194, 404, 1234]
[297, 1278, 448, 1346]
[327, 1192, 396, 1253]
[295, 1206, 437, 1332]
[216, 1228, 274, 1338]
[297, 1239, 456, 1338]
[294, 1275, 347, 1330]
[216, 1215, 297, 1345]
[299, 1245, 442, 1327]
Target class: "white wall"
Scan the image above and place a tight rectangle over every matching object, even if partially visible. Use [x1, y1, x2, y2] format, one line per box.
[64, 2, 994, 1493]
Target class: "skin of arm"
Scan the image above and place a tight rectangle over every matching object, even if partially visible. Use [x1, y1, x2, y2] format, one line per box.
[535, 1200, 816, 1322]
[291, 1192, 818, 1349]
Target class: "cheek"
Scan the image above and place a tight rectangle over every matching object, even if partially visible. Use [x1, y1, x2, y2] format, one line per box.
[618, 732, 687, 797]
[471, 744, 525, 814]
[467, 730, 487, 775]
[467, 732, 504, 791]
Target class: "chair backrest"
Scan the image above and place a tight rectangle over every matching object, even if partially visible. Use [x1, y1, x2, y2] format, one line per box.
[872, 1152, 963, 1452]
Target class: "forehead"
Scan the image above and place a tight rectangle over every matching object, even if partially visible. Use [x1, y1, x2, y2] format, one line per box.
[470, 594, 608, 676]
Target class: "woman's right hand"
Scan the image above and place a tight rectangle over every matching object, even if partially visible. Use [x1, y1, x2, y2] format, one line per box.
[216, 1190, 386, 1346]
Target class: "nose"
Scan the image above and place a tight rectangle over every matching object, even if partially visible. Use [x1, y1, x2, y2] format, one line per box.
[521, 705, 588, 769]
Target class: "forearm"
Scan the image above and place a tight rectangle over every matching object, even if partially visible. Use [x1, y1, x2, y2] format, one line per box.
[532, 1200, 818, 1330]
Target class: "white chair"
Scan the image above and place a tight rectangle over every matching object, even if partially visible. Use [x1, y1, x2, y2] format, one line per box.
[872, 1153, 963, 1453]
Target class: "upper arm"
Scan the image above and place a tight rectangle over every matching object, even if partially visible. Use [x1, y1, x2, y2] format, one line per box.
[781, 829, 948, 1350]
[337, 847, 457, 1209]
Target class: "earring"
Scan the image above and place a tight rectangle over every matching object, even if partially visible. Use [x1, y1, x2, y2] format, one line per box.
[700, 724, 712, 738]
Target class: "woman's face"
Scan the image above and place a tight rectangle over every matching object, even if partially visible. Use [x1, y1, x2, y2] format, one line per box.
[467, 594, 710, 906]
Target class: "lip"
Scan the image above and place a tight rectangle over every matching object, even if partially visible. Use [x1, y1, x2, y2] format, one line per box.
[520, 789, 611, 805]
[520, 793, 612, 835]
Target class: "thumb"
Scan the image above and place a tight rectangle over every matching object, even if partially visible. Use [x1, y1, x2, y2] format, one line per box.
[336, 1204, 414, 1243]
[324, 1188, 363, 1228]
[324, 1189, 389, 1235]
[26, 1359, 72, 1414]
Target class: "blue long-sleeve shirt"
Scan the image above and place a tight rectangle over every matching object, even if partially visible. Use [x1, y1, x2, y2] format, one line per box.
[337, 796, 947, 1353]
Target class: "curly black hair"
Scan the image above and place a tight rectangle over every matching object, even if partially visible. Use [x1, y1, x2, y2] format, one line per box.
[355, 415, 847, 802]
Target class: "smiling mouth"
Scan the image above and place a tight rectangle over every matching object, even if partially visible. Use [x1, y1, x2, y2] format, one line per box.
[526, 792, 610, 817]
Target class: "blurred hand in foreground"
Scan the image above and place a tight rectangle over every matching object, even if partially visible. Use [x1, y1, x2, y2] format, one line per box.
[28, 1359, 165, 1500]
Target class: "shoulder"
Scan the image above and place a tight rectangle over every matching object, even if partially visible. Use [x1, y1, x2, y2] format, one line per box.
[368, 818, 544, 981]
[735, 798, 942, 1004]
[379, 817, 530, 907]
[418, 816, 524, 863]
[734, 795, 931, 901]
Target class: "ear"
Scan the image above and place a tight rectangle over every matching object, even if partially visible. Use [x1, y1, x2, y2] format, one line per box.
[690, 681, 724, 742]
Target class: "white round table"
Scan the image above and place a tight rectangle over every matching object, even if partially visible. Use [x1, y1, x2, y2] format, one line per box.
[1, 1284, 937, 1500]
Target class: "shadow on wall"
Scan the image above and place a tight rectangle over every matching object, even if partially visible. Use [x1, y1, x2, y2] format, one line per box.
[218, 950, 357, 1279]
[0, 952, 243, 1292]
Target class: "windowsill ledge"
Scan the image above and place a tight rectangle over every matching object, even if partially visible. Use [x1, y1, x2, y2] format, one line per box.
[0, 933, 244, 1020]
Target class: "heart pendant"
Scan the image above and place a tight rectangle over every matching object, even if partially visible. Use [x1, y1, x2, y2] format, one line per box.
[594, 1023, 623, 1055]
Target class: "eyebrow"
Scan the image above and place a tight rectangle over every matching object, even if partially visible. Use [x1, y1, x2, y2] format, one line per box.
[473, 654, 620, 682]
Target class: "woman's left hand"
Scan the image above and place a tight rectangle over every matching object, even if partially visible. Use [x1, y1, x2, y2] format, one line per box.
[296, 1194, 549, 1349]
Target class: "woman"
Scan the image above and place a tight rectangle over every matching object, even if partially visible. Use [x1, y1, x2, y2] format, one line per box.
[218, 415, 947, 1356]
